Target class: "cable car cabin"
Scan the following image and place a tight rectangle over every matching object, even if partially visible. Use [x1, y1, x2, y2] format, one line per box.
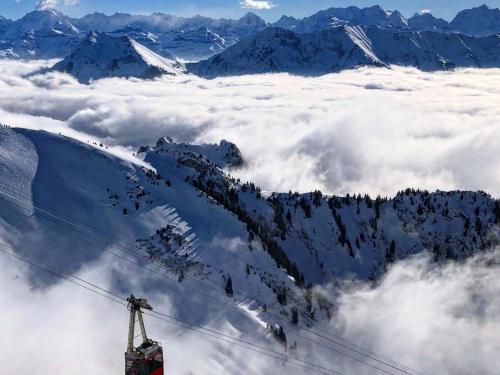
[125, 295, 164, 375]
[125, 341, 164, 375]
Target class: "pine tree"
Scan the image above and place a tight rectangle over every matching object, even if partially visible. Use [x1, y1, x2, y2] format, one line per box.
[225, 276, 233, 297]
[291, 307, 299, 325]
[385, 240, 396, 263]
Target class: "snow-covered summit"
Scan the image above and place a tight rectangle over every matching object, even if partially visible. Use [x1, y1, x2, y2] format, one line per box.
[52, 31, 185, 83]
[0, 9, 81, 59]
[2, 9, 79, 40]
[293, 5, 408, 33]
[272, 15, 300, 30]
[408, 12, 450, 31]
[138, 137, 243, 169]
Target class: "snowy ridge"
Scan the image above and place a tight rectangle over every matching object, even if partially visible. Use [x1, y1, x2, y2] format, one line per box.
[292, 5, 408, 33]
[140, 136, 244, 169]
[52, 32, 185, 83]
[408, 12, 450, 32]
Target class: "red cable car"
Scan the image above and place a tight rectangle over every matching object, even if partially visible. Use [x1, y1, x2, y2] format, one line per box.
[125, 295, 164, 375]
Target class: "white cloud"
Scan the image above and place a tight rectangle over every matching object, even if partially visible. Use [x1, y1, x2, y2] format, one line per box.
[417, 9, 432, 15]
[0, 60, 499, 200]
[240, 0, 275, 10]
[323, 248, 500, 374]
[36, 0, 79, 10]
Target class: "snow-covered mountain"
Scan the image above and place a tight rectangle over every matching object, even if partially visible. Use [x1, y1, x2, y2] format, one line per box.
[190, 25, 500, 77]
[408, 12, 450, 32]
[291, 5, 408, 33]
[52, 32, 185, 83]
[2, 9, 78, 39]
[450, 4, 500, 37]
[272, 5, 500, 37]
[0, 126, 498, 331]
[0, 9, 81, 59]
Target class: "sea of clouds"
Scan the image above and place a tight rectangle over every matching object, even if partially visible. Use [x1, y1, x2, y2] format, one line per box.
[0, 60, 498, 198]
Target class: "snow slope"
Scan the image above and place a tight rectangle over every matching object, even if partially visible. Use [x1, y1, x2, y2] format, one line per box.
[190, 25, 500, 77]
[52, 32, 185, 83]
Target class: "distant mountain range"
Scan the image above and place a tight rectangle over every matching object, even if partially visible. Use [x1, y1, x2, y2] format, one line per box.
[1, 5, 500, 62]
[190, 25, 500, 77]
[2, 5, 500, 81]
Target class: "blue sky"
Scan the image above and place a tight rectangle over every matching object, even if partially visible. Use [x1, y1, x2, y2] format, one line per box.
[4, 0, 500, 21]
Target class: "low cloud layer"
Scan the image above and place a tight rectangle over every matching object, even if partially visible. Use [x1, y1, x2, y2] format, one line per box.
[0, 60, 499, 199]
[328, 248, 500, 375]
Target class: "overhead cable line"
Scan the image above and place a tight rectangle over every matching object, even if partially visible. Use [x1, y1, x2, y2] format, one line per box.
[0, 185, 422, 375]
[0, 240, 344, 375]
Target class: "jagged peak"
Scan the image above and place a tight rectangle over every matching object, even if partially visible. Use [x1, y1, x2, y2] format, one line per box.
[139, 137, 243, 168]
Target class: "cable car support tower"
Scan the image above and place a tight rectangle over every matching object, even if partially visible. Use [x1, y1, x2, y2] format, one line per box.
[125, 295, 164, 375]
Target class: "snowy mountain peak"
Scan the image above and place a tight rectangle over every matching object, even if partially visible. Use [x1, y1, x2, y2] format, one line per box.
[52, 32, 185, 83]
[293, 5, 409, 33]
[3, 9, 79, 39]
[239, 12, 267, 26]
[272, 15, 300, 29]
[140, 137, 244, 169]
[408, 12, 450, 31]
